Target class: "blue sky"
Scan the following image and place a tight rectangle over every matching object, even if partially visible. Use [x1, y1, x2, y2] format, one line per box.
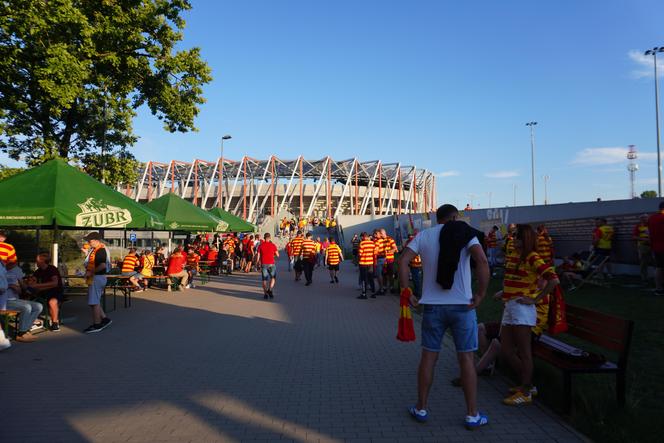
[7, 0, 664, 207]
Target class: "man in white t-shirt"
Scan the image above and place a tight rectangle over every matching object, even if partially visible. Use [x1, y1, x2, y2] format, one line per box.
[399, 204, 490, 430]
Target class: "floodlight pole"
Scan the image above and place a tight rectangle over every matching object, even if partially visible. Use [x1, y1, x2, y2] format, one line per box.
[526, 121, 537, 205]
[645, 48, 663, 197]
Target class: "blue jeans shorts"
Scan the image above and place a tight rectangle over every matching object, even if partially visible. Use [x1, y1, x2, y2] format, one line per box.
[421, 304, 478, 353]
[376, 257, 385, 275]
[261, 264, 277, 281]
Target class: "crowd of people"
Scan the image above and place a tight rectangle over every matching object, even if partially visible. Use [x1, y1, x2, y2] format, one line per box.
[279, 216, 337, 237]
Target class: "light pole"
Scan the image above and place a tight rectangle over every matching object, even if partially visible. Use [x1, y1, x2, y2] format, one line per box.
[645, 47, 664, 197]
[219, 135, 232, 208]
[513, 183, 517, 207]
[543, 174, 549, 205]
[526, 121, 537, 205]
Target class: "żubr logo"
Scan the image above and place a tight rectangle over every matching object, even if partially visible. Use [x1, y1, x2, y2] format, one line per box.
[76, 198, 132, 228]
[216, 221, 229, 232]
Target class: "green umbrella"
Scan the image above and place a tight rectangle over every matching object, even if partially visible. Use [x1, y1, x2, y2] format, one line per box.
[145, 193, 227, 232]
[208, 207, 256, 233]
[0, 158, 164, 229]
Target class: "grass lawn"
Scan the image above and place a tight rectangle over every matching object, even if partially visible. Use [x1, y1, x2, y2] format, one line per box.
[476, 276, 664, 443]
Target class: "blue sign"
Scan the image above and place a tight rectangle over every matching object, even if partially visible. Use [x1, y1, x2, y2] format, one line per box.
[129, 233, 137, 243]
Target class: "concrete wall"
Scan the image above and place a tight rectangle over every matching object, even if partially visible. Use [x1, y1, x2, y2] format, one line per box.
[337, 215, 395, 250]
[460, 198, 664, 266]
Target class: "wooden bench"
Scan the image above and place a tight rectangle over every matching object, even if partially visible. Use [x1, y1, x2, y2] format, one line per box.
[0, 309, 21, 339]
[533, 304, 634, 413]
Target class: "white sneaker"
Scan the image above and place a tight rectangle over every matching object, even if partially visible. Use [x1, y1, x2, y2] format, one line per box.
[0, 339, 11, 351]
[30, 323, 44, 332]
[185, 284, 191, 289]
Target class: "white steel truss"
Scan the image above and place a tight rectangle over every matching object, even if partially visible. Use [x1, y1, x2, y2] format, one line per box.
[123, 156, 436, 224]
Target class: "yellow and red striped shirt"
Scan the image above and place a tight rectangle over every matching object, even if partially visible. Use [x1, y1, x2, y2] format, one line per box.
[358, 239, 376, 266]
[0, 241, 17, 264]
[301, 238, 317, 261]
[121, 255, 139, 273]
[383, 237, 397, 261]
[326, 243, 342, 265]
[537, 233, 554, 265]
[186, 253, 200, 271]
[373, 237, 385, 257]
[503, 252, 557, 300]
[290, 236, 304, 256]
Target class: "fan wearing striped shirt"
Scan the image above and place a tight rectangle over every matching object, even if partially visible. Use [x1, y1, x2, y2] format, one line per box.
[494, 224, 559, 407]
[324, 237, 344, 284]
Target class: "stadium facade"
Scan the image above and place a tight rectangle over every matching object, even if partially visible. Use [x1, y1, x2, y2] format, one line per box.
[120, 156, 436, 224]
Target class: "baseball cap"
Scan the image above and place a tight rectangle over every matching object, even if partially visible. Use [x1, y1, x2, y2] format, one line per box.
[84, 232, 103, 241]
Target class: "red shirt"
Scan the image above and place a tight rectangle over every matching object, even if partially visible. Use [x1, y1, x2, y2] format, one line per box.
[648, 211, 664, 253]
[258, 241, 278, 265]
[167, 253, 187, 274]
[206, 250, 218, 262]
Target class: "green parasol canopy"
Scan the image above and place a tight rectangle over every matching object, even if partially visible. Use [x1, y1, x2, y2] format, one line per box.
[0, 158, 164, 229]
[145, 193, 227, 232]
[208, 207, 256, 233]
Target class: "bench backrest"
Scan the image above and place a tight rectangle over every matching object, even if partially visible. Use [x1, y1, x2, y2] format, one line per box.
[566, 304, 634, 368]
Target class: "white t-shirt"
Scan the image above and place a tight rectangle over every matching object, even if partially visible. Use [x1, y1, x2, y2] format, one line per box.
[6, 266, 24, 300]
[406, 224, 480, 305]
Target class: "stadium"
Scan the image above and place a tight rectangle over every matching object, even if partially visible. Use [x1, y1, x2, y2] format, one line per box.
[121, 156, 437, 224]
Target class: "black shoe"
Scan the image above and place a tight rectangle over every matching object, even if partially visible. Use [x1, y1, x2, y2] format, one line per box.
[370, 294, 377, 298]
[96, 318, 113, 331]
[83, 324, 103, 334]
[50, 322, 60, 332]
[305, 281, 312, 286]
[264, 294, 268, 299]
[334, 276, 339, 283]
[357, 294, 368, 299]
[268, 290, 274, 299]
[330, 280, 335, 284]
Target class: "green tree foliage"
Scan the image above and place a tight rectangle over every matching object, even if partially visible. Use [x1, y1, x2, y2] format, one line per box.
[0, 164, 24, 181]
[0, 0, 212, 185]
[641, 190, 658, 198]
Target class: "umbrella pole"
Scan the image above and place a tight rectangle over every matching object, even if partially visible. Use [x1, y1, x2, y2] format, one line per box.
[168, 231, 172, 253]
[151, 231, 154, 251]
[36, 228, 40, 255]
[52, 224, 59, 268]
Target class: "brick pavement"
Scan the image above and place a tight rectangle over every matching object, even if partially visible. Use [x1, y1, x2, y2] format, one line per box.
[0, 260, 586, 442]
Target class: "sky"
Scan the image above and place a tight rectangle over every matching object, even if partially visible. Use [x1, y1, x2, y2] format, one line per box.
[7, 0, 664, 208]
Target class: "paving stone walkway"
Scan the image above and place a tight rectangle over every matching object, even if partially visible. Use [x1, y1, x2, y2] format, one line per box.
[0, 260, 586, 442]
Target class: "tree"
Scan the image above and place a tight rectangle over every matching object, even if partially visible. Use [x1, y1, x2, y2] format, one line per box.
[0, 164, 23, 181]
[0, 0, 212, 185]
[641, 190, 658, 198]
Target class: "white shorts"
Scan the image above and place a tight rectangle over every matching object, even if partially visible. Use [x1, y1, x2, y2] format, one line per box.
[501, 299, 537, 326]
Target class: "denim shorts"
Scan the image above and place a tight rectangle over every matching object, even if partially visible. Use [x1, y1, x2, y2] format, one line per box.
[421, 304, 478, 353]
[261, 264, 277, 281]
[121, 271, 144, 279]
[88, 275, 107, 306]
[376, 257, 385, 275]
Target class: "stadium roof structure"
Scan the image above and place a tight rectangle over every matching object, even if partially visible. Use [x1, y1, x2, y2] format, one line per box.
[121, 156, 436, 224]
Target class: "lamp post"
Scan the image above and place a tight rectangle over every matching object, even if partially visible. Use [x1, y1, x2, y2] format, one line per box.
[526, 121, 537, 205]
[644, 47, 664, 197]
[543, 174, 549, 205]
[219, 135, 232, 208]
[513, 183, 517, 207]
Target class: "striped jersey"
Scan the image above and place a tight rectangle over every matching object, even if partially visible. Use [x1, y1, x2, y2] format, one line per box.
[186, 253, 200, 271]
[0, 242, 17, 264]
[301, 238, 317, 261]
[383, 237, 397, 261]
[358, 239, 376, 266]
[503, 252, 558, 300]
[326, 243, 342, 265]
[374, 237, 385, 257]
[536, 233, 554, 264]
[290, 236, 304, 255]
[121, 255, 139, 273]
